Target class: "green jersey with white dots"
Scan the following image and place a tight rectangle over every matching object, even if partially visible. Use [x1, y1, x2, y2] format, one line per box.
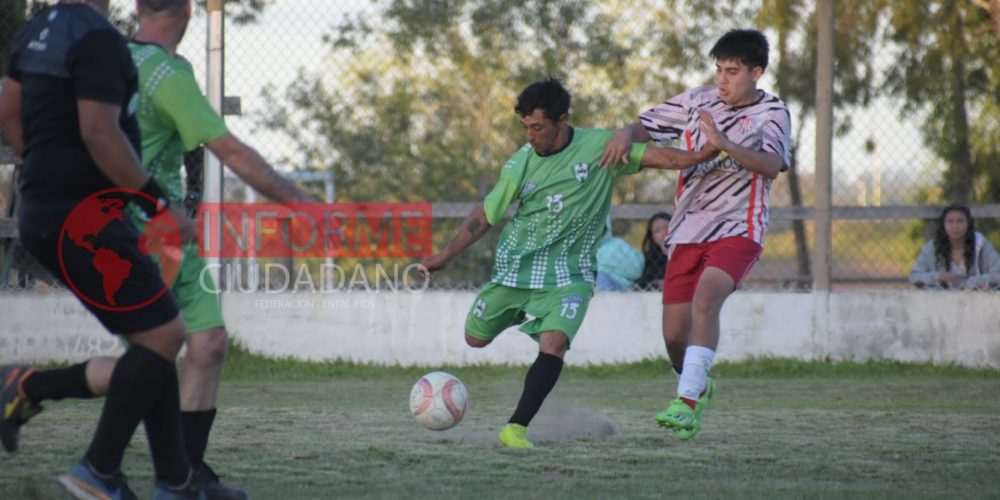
[483, 128, 646, 289]
[127, 41, 229, 204]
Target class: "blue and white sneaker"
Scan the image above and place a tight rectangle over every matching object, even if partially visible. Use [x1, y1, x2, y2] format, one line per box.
[152, 466, 250, 500]
[57, 460, 138, 500]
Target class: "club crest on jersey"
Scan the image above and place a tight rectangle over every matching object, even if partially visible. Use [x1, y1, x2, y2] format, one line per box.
[521, 182, 537, 195]
[738, 116, 756, 133]
[573, 163, 589, 182]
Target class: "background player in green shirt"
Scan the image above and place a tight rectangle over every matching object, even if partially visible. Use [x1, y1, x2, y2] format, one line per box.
[421, 79, 718, 448]
[124, 0, 310, 490]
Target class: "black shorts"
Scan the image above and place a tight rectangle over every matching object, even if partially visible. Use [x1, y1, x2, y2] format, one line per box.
[18, 200, 180, 335]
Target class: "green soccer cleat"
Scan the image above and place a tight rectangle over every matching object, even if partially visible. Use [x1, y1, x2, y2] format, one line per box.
[675, 377, 715, 440]
[1, 365, 44, 453]
[655, 398, 697, 433]
[498, 423, 534, 449]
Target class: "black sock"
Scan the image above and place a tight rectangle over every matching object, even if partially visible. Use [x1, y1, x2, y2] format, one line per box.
[143, 369, 190, 484]
[21, 362, 94, 403]
[84, 345, 189, 484]
[181, 409, 216, 469]
[508, 352, 563, 427]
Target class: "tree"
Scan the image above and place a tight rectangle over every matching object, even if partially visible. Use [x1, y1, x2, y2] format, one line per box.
[754, 0, 884, 284]
[972, 0, 1000, 40]
[882, 0, 1000, 204]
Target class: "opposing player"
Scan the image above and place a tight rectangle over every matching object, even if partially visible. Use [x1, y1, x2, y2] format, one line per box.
[600, 29, 792, 439]
[421, 78, 718, 448]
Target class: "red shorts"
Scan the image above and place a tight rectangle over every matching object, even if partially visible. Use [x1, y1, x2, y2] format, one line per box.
[661, 236, 763, 304]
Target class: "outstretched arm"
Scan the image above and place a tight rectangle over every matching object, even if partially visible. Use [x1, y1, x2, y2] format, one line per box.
[599, 120, 653, 167]
[640, 144, 719, 170]
[206, 133, 311, 203]
[421, 204, 492, 275]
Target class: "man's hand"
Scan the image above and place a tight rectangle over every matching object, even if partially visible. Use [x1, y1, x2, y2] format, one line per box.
[599, 127, 634, 168]
[698, 142, 723, 163]
[697, 109, 731, 152]
[168, 205, 197, 244]
[419, 253, 451, 279]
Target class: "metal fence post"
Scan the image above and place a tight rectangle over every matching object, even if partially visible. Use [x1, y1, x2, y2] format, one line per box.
[204, 0, 224, 293]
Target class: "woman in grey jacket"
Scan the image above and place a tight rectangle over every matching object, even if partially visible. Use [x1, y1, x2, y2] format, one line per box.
[909, 204, 1000, 290]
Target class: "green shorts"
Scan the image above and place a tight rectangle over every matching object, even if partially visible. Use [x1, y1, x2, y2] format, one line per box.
[465, 281, 595, 344]
[170, 244, 225, 333]
[131, 213, 225, 335]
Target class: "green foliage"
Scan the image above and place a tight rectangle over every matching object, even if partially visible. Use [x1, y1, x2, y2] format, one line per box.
[882, 0, 1000, 203]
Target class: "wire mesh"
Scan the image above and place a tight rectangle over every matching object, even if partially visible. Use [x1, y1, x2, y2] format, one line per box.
[1, 0, 998, 293]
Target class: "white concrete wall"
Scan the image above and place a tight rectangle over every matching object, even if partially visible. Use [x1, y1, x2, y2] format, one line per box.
[1, 290, 998, 367]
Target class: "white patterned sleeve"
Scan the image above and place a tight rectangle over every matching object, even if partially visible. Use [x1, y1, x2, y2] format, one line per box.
[639, 89, 691, 143]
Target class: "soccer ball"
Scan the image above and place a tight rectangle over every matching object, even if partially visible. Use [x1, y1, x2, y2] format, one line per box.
[409, 371, 468, 430]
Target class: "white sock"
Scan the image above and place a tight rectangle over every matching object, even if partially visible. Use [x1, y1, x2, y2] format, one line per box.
[677, 346, 715, 401]
[671, 366, 681, 383]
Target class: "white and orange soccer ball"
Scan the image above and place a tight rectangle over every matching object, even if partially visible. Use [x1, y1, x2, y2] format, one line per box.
[409, 371, 468, 430]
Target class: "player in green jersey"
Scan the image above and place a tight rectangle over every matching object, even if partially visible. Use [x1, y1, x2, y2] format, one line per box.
[421, 78, 718, 448]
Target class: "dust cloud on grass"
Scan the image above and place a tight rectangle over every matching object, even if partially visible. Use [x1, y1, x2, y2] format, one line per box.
[423, 399, 618, 445]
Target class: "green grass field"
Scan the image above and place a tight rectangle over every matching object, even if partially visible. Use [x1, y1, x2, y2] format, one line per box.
[2, 354, 999, 499]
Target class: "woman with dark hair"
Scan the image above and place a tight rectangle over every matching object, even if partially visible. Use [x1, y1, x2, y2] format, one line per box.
[635, 212, 671, 290]
[909, 204, 1000, 290]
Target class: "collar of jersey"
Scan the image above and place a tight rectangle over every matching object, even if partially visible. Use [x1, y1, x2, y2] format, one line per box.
[129, 39, 169, 54]
[534, 127, 575, 158]
[726, 90, 765, 111]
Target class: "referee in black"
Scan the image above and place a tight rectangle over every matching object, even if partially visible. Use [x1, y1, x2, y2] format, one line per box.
[0, 1, 222, 497]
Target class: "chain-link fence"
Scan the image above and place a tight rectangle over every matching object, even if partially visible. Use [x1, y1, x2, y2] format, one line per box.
[2, 0, 999, 293]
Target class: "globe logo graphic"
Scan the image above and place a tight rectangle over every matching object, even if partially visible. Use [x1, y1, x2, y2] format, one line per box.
[57, 188, 183, 312]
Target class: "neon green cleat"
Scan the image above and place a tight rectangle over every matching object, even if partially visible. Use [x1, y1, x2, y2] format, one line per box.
[655, 398, 696, 432]
[675, 377, 715, 440]
[498, 423, 534, 449]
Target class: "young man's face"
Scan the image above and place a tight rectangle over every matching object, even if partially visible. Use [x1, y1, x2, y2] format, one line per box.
[520, 108, 567, 155]
[715, 58, 762, 106]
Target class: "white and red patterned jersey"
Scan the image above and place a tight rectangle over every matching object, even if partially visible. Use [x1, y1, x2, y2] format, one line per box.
[640, 86, 792, 246]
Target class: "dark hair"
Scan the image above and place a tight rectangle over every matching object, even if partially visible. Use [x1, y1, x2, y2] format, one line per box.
[933, 204, 975, 272]
[514, 78, 571, 122]
[709, 29, 769, 71]
[138, 0, 187, 15]
[641, 212, 672, 258]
